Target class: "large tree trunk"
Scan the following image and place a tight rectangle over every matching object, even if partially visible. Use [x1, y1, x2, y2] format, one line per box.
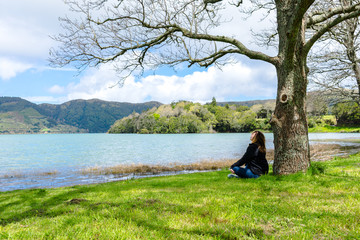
[271, 60, 310, 175]
[271, 0, 311, 174]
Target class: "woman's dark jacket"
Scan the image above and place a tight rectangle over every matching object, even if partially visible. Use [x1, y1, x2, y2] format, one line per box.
[231, 143, 269, 175]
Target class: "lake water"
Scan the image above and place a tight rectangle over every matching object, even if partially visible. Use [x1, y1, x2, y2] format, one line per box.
[1, 133, 360, 192]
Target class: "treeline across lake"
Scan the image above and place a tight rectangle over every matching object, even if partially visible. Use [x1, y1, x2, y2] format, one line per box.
[108, 99, 271, 134]
[108, 96, 360, 134]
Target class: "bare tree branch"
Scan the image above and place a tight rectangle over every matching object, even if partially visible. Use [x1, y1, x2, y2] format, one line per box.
[307, 2, 360, 27]
[305, 5, 360, 54]
[50, 0, 277, 79]
[307, 0, 360, 104]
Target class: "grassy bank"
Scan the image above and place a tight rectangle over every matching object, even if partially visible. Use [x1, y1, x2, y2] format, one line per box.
[308, 125, 360, 133]
[1, 154, 360, 239]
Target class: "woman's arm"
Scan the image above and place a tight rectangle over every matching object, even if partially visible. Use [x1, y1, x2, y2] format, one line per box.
[230, 144, 258, 169]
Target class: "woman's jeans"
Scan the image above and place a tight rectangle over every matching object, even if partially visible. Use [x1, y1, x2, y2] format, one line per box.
[232, 166, 260, 179]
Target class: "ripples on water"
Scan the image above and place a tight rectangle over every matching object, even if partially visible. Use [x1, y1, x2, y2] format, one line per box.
[1, 133, 360, 191]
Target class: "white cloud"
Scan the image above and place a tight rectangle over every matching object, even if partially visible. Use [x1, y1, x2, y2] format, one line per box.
[49, 85, 65, 94]
[0, 58, 33, 81]
[55, 61, 276, 104]
[0, 19, 52, 60]
[0, 0, 70, 60]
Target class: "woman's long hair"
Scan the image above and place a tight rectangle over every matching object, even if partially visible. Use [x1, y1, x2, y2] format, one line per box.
[251, 131, 266, 153]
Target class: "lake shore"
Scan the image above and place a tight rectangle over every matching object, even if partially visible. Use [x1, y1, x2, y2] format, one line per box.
[4, 142, 358, 182]
[78, 141, 360, 178]
[1, 133, 360, 192]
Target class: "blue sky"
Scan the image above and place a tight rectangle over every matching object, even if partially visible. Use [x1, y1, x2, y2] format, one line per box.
[0, 0, 277, 104]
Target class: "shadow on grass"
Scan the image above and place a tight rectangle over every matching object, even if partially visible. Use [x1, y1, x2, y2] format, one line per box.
[0, 174, 199, 227]
[88, 196, 265, 239]
[0, 186, 94, 226]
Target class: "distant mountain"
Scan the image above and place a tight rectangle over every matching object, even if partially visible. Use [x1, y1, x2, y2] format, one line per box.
[217, 99, 276, 108]
[38, 99, 162, 132]
[0, 97, 40, 112]
[0, 97, 162, 134]
[0, 97, 82, 134]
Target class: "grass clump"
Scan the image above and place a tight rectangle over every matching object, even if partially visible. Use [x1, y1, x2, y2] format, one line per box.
[308, 161, 327, 175]
[1, 154, 360, 239]
[80, 159, 237, 176]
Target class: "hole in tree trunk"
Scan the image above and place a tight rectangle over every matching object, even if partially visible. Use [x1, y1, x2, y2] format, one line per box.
[281, 94, 288, 103]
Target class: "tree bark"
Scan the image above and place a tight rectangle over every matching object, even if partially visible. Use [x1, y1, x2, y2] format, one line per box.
[271, 0, 311, 174]
[271, 61, 311, 175]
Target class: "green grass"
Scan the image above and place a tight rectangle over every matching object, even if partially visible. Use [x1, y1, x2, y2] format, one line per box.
[308, 124, 360, 133]
[307, 115, 360, 133]
[1, 155, 360, 239]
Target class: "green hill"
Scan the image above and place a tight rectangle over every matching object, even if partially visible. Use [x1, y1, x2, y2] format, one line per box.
[0, 97, 81, 134]
[0, 97, 161, 134]
[39, 99, 162, 132]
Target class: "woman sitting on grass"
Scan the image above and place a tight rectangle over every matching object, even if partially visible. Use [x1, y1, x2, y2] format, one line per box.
[228, 130, 269, 179]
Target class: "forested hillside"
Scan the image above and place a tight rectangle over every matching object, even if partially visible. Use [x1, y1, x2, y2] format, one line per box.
[108, 94, 360, 134]
[108, 100, 272, 134]
[0, 97, 81, 134]
[0, 97, 161, 134]
[39, 99, 162, 132]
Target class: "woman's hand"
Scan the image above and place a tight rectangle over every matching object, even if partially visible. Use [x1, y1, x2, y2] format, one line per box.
[230, 169, 235, 174]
